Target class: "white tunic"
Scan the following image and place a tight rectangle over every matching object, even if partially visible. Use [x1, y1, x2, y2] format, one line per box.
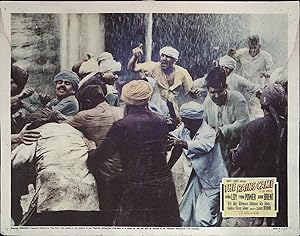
[235, 48, 274, 87]
[11, 123, 99, 213]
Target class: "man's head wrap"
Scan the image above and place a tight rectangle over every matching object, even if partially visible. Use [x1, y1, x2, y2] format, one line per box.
[76, 84, 106, 107]
[97, 52, 114, 65]
[121, 80, 153, 105]
[77, 73, 108, 96]
[26, 108, 65, 130]
[260, 83, 286, 115]
[219, 55, 237, 70]
[11, 65, 29, 90]
[179, 101, 204, 120]
[206, 67, 227, 89]
[53, 70, 80, 91]
[99, 59, 121, 73]
[159, 46, 179, 60]
[78, 57, 99, 75]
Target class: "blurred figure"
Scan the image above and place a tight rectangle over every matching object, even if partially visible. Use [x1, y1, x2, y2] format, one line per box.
[203, 67, 249, 174]
[11, 109, 99, 226]
[145, 76, 176, 131]
[127, 44, 200, 127]
[89, 80, 180, 226]
[76, 53, 122, 107]
[10, 63, 48, 149]
[168, 102, 228, 226]
[73, 52, 121, 106]
[66, 82, 124, 225]
[11, 64, 49, 134]
[232, 83, 287, 226]
[218, 55, 263, 120]
[227, 48, 236, 58]
[234, 35, 274, 87]
[45, 70, 80, 117]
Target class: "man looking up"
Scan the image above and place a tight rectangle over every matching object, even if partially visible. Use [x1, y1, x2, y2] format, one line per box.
[127, 44, 199, 125]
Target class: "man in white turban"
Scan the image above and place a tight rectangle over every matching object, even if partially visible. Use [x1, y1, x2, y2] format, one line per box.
[127, 44, 200, 129]
[168, 101, 228, 226]
[75, 52, 122, 107]
[78, 57, 121, 89]
[218, 55, 263, 120]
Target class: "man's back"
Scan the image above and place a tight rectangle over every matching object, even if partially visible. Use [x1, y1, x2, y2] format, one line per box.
[233, 115, 278, 177]
[12, 122, 99, 213]
[66, 102, 124, 145]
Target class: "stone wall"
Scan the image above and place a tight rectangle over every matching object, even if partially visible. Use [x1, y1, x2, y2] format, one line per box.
[11, 13, 60, 97]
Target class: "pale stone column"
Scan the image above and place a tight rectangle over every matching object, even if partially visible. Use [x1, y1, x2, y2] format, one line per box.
[68, 14, 80, 69]
[60, 14, 105, 70]
[59, 14, 69, 70]
[145, 13, 153, 61]
[86, 14, 105, 57]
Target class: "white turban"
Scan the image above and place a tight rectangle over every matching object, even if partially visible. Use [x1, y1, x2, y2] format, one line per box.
[99, 59, 121, 73]
[79, 57, 99, 75]
[159, 46, 179, 60]
[121, 80, 153, 105]
[97, 52, 114, 64]
[179, 101, 204, 120]
[219, 55, 237, 70]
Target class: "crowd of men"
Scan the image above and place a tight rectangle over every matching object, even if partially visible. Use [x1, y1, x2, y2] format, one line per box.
[10, 35, 287, 227]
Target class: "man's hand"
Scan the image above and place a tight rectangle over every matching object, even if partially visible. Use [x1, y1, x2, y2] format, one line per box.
[132, 43, 144, 57]
[260, 72, 270, 79]
[189, 87, 202, 98]
[255, 89, 262, 99]
[215, 127, 224, 142]
[12, 123, 41, 145]
[167, 134, 188, 149]
[83, 137, 96, 151]
[18, 88, 34, 100]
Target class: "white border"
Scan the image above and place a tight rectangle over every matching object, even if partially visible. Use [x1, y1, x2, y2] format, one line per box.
[0, 1, 299, 236]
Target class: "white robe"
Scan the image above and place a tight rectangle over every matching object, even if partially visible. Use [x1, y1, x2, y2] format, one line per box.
[170, 121, 228, 226]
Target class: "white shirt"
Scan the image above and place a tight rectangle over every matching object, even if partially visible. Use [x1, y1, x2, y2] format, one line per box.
[235, 48, 274, 87]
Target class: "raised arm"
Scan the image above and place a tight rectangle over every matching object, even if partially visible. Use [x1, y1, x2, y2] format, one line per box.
[127, 43, 144, 71]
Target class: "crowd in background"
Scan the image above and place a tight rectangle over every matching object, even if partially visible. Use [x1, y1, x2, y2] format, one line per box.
[10, 35, 287, 227]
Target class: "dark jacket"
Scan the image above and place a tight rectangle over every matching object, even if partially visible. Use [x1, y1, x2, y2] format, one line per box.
[232, 114, 283, 177]
[89, 105, 180, 226]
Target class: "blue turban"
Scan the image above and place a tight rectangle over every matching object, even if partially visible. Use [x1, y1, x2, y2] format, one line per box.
[53, 70, 80, 91]
[179, 101, 204, 120]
